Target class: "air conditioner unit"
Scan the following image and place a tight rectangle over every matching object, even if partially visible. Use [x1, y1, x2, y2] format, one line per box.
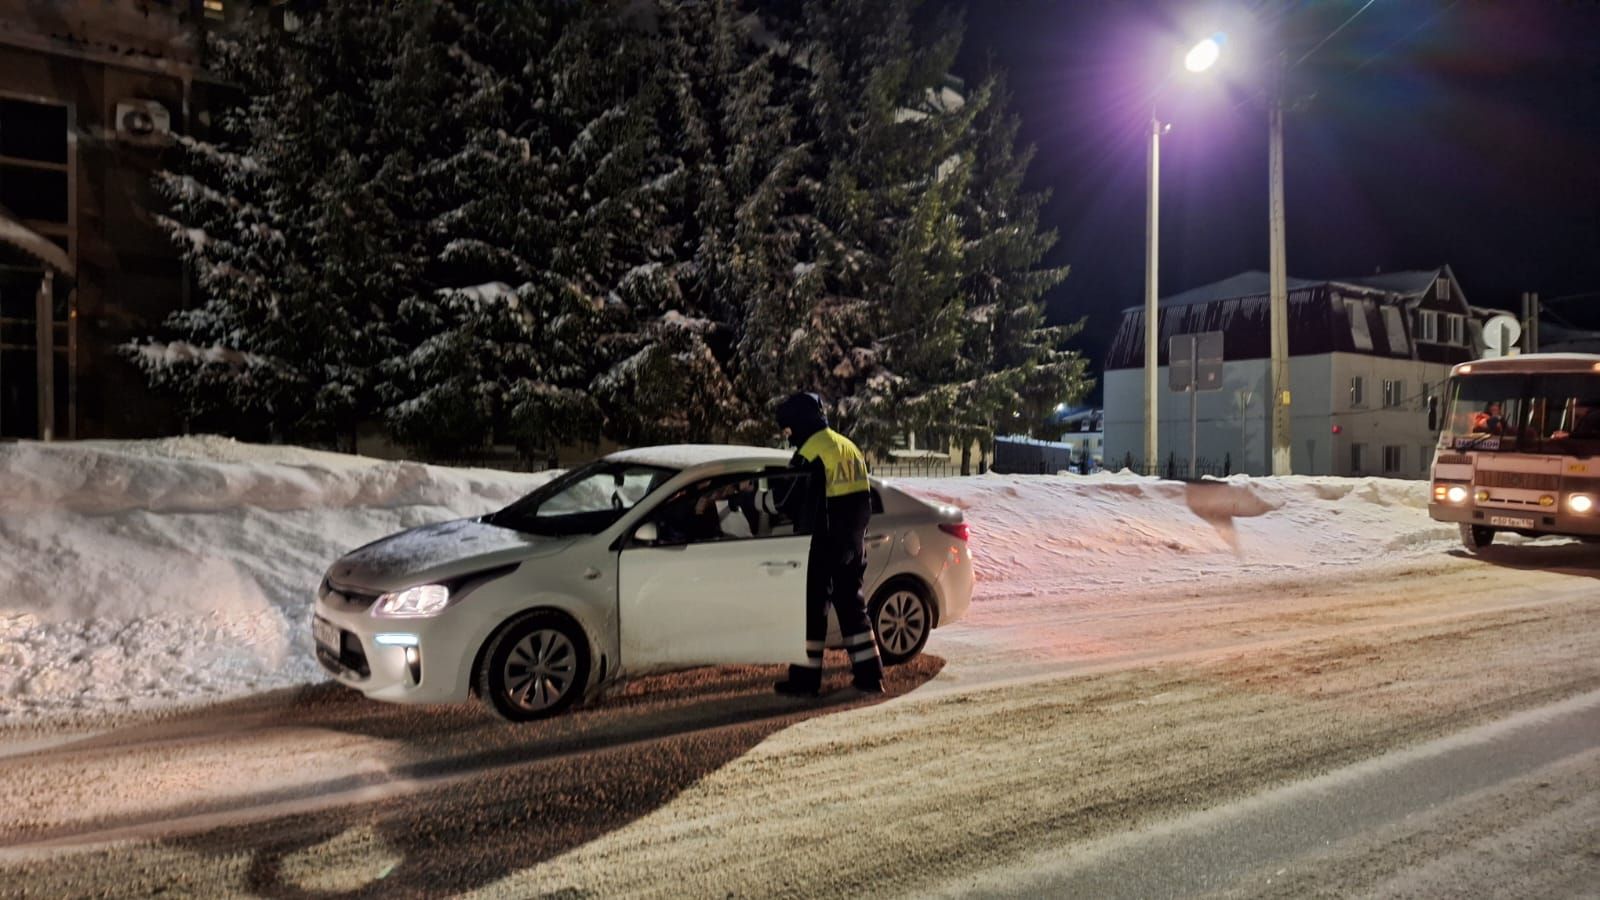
[114, 100, 172, 143]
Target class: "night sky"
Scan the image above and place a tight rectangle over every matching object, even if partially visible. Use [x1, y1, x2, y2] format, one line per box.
[954, 0, 1600, 400]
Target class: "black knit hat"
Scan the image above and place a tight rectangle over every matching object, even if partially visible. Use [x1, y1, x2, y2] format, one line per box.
[775, 392, 828, 446]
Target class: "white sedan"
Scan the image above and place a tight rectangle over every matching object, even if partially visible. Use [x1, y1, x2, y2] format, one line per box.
[312, 445, 973, 720]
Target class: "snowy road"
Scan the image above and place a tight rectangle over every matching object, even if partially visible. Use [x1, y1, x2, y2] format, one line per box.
[2, 540, 1597, 898]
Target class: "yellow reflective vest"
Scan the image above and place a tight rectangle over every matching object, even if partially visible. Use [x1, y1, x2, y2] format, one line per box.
[797, 428, 870, 498]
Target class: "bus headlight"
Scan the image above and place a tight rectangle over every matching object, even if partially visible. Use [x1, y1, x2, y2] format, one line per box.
[1568, 494, 1594, 514]
[1445, 485, 1469, 504]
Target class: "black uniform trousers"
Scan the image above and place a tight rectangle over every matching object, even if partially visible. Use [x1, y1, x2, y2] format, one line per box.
[790, 490, 882, 688]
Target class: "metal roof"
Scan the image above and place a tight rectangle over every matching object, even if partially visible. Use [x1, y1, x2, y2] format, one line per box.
[1125, 268, 1446, 313]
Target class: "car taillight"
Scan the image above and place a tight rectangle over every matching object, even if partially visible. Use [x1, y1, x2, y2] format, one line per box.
[938, 522, 969, 542]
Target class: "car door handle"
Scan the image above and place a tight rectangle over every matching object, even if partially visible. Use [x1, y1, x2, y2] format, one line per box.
[866, 533, 891, 545]
[761, 560, 801, 569]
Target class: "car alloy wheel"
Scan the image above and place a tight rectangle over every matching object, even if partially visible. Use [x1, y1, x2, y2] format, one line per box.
[504, 629, 577, 713]
[478, 612, 590, 721]
[871, 583, 930, 666]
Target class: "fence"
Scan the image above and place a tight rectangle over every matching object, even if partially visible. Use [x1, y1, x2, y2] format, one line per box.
[1110, 454, 1235, 481]
[871, 459, 969, 479]
[426, 453, 554, 473]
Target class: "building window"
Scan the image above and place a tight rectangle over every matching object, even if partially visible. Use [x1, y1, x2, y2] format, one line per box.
[1381, 305, 1409, 355]
[1415, 310, 1438, 343]
[1447, 315, 1465, 345]
[1382, 379, 1405, 408]
[204, 0, 226, 20]
[1436, 277, 1450, 301]
[1421, 445, 1434, 471]
[1345, 297, 1374, 352]
[0, 99, 71, 249]
[1351, 443, 1365, 474]
[1383, 445, 1403, 474]
[1350, 376, 1365, 408]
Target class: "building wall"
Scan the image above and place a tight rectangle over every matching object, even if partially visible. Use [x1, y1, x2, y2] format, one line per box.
[0, 5, 197, 439]
[1327, 354, 1451, 479]
[1105, 352, 1450, 478]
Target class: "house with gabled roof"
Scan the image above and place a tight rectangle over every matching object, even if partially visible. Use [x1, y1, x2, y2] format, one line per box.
[1102, 266, 1481, 477]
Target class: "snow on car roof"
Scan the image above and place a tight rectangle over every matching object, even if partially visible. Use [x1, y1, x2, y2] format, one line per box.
[604, 444, 794, 470]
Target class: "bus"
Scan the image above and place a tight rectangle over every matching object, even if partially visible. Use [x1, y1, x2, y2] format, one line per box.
[1429, 353, 1600, 552]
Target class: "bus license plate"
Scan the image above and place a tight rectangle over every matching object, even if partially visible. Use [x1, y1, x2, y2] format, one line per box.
[1489, 515, 1534, 528]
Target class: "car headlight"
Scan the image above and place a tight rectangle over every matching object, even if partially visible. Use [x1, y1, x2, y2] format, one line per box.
[1445, 485, 1469, 504]
[373, 584, 451, 618]
[1568, 493, 1594, 514]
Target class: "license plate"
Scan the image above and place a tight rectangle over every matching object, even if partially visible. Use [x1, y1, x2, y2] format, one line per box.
[312, 616, 341, 652]
[1489, 515, 1534, 528]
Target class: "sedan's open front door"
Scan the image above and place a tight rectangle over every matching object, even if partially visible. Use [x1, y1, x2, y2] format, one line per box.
[619, 536, 809, 668]
[617, 470, 813, 671]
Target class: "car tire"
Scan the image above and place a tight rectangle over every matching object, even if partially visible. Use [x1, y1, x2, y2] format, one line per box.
[477, 611, 591, 722]
[870, 579, 932, 666]
[1459, 522, 1496, 553]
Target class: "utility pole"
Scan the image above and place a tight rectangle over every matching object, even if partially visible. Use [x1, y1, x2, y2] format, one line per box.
[1267, 55, 1292, 476]
[1144, 113, 1163, 475]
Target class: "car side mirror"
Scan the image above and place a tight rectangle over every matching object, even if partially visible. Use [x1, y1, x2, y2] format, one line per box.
[1427, 396, 1438, 432]
[634, 522, 659, 544]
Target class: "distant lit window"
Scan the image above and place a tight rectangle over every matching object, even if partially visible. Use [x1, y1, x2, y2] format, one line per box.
[204, 0, 225, 20]
[1350, 376, 1365, 408]
[1383, 445, 1403, 473]
[1382, 379, 1404, 408]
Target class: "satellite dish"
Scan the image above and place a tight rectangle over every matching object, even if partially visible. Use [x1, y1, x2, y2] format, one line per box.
[1482, 314, 1522, 355]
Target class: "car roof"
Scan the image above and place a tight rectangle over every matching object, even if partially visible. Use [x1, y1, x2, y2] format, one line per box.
[604, 443, 794, 472]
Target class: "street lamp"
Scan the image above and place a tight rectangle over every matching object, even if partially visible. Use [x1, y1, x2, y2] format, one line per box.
[1144, 35, 1221, 474]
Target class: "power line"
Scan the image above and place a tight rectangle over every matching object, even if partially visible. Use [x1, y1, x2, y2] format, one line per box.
[1352, 0, 1462, 73]
[1292, 0, 1380, 70]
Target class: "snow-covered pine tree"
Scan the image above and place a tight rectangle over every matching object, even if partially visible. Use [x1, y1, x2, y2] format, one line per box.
[130, 1, 474, 450]
[953, 70, 1091, 470]
[622, 0, 814, 444]
[759, 0, 980, 450]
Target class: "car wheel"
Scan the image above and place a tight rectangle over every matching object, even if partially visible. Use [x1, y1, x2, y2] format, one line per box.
[871, 580, 932, 666]
[1459, 522, 1495, 553]
[477, 612, 590, 722]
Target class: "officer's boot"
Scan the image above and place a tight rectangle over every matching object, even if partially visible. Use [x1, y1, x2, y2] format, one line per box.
[774, 663, 822, 698]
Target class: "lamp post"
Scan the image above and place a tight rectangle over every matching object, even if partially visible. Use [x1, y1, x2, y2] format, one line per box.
[1144, 36, 1220, 474]
[1267, 54, 1292, 475]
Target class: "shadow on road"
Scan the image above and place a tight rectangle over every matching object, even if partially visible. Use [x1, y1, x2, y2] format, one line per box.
[27, 654, 942, 898]
[1448, 539, 1600, 580]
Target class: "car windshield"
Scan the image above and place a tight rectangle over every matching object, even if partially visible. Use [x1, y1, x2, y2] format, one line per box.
[485, 460, 678, 536]
[1440, 372, 1600, 457]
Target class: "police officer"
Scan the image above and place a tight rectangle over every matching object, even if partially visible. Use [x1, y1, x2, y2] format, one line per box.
[772, 392, 884, 697]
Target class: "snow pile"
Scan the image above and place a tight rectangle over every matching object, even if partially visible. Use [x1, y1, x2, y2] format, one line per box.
[0, 438, 553, 726]
[1, 438, 1456, 726]
[888, 472, 1451, 599]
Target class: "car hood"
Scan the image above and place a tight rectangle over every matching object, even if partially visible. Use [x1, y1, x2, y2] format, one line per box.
[328, 517, 575, 593]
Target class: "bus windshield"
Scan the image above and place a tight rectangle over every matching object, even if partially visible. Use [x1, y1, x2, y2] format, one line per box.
[1441, 372, 1600, 456]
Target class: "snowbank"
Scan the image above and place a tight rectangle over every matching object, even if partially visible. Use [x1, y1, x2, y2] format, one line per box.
[1, 438, 553, 726]
[898, 472, 1454, 599]
[1, 438, 1454, 726]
